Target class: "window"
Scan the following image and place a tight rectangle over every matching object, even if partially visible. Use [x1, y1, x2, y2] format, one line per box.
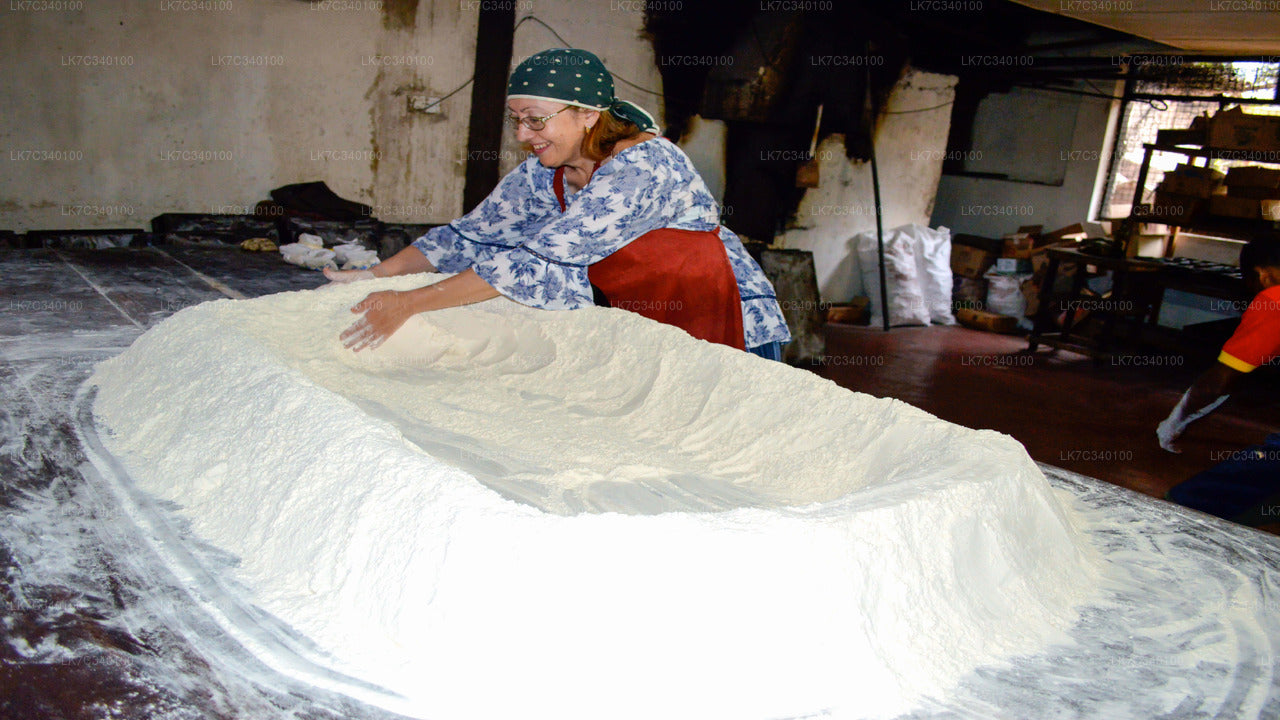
[1097, 61, 1280, 221]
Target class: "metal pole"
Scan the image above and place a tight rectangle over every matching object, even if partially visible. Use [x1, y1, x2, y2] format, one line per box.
[867, 56, 889, 331]
[461, 3, 517, 214]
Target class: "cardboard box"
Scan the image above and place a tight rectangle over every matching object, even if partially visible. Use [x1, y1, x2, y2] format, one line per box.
[995, 257, 1033, 274]
[1177, 164, 1227, 182]
[1159, 165, 1225, 198]
[952, 276, 987, 309]
[956, 307, 1018, 334]
[952, 233, 1004, 254]
[1226, 165, 1280, 188]
[1226, 185, 1280, 200]
[1130, 234, 1172, 258]
[1225, 166, 1280, 199]
[825, 297, 869, 325]
[1208, 107, 1280, 151]
[1041, 223, 1088, 243]
[1003, 244, 1043, 260]
[1003, 232, 1035, 251]
[1263, 200, 1280, 221]
[1021, 277, 1042, 318]
[1151, 190, 1204, 224]
[1159, 175, 1219, 198]
[1001, 233, 1043, 259]
[951, 243, 997, 279]
[1208, 194, 1262, 219]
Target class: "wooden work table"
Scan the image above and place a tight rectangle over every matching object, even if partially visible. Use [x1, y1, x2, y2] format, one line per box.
[1027, 246, 1248, 359]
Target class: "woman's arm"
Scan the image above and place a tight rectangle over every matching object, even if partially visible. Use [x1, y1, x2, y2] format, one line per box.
[1157, 362, 1239, 452]
[373, 245, 438, 276]
[340, 269, 500, 352]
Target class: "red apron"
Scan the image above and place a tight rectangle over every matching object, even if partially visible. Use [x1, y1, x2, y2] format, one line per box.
[554, 166, 746, 350]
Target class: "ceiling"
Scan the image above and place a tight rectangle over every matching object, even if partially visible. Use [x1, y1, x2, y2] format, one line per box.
[1011, 0, 1280, 55]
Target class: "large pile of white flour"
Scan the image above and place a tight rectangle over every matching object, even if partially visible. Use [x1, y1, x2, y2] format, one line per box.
[91, 275, 1100, 720]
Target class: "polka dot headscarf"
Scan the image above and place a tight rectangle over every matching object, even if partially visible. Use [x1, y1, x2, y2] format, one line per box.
[507, 48, 659, 134]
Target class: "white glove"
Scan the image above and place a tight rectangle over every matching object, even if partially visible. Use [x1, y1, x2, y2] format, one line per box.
[322, 266, 375, 284]
[1157, 390, 1229, 453]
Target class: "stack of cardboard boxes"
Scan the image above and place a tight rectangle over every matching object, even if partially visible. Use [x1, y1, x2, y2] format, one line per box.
[950, 234, 1000, 309]
[1153, 164, 1223, 224]
[949, 224, 1085, 334]
[1148, 108, 1280, 224]
[1206, 106, 1280, 153]
[1211, 166, 1280, 221]
[1196, 107, 1280, 221]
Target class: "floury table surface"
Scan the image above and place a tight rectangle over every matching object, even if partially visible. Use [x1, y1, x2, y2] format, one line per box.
[2, 244, 1278, 719]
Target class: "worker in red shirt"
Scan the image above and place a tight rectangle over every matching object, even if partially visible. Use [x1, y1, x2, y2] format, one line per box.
[1158, 238, 1280, 452]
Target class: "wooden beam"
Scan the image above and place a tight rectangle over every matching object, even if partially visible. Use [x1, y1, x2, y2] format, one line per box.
[462, 5, 517, 214]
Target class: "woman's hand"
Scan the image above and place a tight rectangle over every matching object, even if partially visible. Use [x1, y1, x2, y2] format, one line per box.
[338, 270, 501, 352]
[341, 290, 414, 352]
[323, 267, 376, 284]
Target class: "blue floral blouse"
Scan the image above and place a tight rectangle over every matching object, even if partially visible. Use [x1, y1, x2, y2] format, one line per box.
[412, 138, 790, 348]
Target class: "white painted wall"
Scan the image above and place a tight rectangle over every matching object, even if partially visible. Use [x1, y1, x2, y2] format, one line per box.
[0, 1, 671, 232]
[776, 69, 959, 303]
[930, 83, 1116, 238]
[677, 115, 728, 204]
[0, 1, 478, 230]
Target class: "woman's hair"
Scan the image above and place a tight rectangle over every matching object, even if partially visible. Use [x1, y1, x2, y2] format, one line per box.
[1241, 237, 1280, 277]
[577, 108, 641, 162]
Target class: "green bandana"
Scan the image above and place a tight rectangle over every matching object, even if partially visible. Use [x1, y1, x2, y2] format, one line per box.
[507, 48, 659, 134]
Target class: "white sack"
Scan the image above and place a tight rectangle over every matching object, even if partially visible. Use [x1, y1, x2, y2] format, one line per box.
[984, 271, 1032, 319]
[903, 224, 956, 325]
[855, 228, 929, 327]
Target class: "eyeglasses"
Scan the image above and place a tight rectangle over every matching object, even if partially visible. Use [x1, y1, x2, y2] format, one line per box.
[506, 106, 570, 131]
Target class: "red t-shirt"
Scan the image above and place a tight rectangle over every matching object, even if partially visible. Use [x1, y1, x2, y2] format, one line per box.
[1220, 284, 1280, 372]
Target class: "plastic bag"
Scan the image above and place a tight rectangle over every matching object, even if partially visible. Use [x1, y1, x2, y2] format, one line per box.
[984, 270, 1033, 319]
[279, 242, 336, 270]
[296, 232, 325, 249]
[333, 242, 381, 270]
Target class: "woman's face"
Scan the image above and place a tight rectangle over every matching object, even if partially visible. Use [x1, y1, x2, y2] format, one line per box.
[507, 98, 596, 169]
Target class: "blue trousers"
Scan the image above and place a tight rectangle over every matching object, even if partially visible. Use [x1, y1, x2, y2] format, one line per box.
[1165, 432, 1280, 524]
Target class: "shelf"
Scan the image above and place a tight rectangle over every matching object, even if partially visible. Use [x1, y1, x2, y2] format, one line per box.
[1130, 140, 1280, 255]
[1131, 210, 1278, 241]
[1142, 142, 1280, 163]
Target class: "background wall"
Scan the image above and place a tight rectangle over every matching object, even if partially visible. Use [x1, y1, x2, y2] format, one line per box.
[0, 1, 477, 230]
[1, 0, 956, 298]
[0, 1, 672, 232]
[930, 81, 1118, 239]
[776, 69, 958, 303]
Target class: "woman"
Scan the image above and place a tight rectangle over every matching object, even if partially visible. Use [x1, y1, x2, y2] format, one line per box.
[328, 48, 790, 359]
